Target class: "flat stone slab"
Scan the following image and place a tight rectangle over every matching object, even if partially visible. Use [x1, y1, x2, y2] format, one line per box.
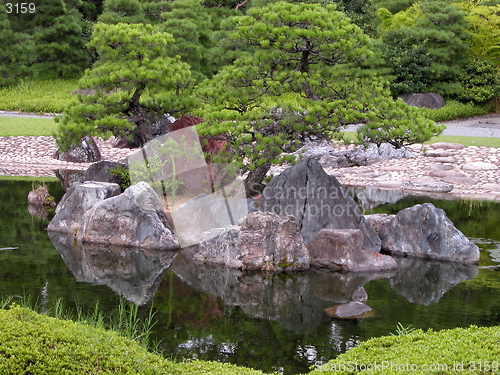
[428, 170, 465, 178]
[462, 162, 498, 171]
[433, 157, 458, 163]
[373, 180, 404, 189]
[403, 181, 454, 193]
[481, 183, 500, 192]
[430, 164, 454, 172]
[429, 142, 465, 150]
[441, 176, 480, 185]
[424, 150, 456, 157]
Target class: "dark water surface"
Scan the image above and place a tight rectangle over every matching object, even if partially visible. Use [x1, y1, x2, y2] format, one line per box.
[2, 179, 500, 374]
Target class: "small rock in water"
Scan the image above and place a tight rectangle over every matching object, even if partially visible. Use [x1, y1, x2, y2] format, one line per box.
[323, 301, 375, 319]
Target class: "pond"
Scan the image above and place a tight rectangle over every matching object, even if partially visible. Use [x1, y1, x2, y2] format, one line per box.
[1, 178, 500, 374]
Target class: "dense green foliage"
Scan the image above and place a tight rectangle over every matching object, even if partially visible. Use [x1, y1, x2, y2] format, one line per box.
[56, 23, 193, 150]
[458, 58, 500, 104]
[381, 29, 431, 95]
[0, 3, 34, 86]
[32, 0, 90, 79]
[0, 304, 270, 375]
[418, 99, 494, 121]
[311, 325, 500, 374]
[378, 1, 470, 97]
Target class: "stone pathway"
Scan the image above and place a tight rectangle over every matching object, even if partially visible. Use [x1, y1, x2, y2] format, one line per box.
[269, 142, 500, 201]
[330, 143, 500, 201]
[0, 136, 135, 178]
[1, 135, 500, 201]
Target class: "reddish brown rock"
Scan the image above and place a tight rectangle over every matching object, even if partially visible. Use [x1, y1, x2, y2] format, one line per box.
[170, 115, 227, 162]
[307, 229, 397, 272]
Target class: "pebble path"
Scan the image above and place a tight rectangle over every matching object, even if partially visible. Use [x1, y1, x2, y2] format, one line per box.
[2, 135, 500, 201]
[0, 136, 134, 178]
[330, 143, 500, 201]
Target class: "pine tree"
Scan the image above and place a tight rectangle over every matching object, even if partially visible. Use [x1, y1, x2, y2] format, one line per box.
[56, 23, 194, 150]
[157, 0, 214, 81]
[32, 0, 89, 78]
[411, 1, 469, 96]
[197, 1, 442, 194]
[98, 0, 146, 24]
[0, 2, 34, 86]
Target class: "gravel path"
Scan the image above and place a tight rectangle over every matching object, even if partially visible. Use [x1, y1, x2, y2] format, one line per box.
[345, 114, 500, 138]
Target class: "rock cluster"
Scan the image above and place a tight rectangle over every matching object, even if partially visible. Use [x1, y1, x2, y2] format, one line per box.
[195, 157, 478, 272]
[48, 181, 178, 250]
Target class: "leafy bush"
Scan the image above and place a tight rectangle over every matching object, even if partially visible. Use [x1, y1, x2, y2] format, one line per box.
[0, 304, 270, 375]
[311, 325, 500, 374]
[458, 58, 500, 105]
[418, 100, 493, 122]
[356, 98, 444, 148]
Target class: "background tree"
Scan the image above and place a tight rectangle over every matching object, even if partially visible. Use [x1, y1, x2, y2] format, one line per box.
[457, 2, 500, 65]
[378, 1, 469, 97]
[157, 0, 215, 81]
[197, 1, 441, 195]
[98, 0, 146, 24]
[381, 29, 431, 95]
[56, 23, 194, 150]
[31, 0, 90, 78]
[0, 2, 34, 86]
[78, 0, 105, 21]
[410, 1, 469, 96]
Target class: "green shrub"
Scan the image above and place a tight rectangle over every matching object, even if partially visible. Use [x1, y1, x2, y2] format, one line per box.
[0, 79, 77, 113]
[418, 100, 493, 122]
[311, 325, 500, 374]
[0, 304, 270, 375]
[457, 58, 500, 105]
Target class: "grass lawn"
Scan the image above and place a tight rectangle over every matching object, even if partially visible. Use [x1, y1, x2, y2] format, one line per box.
[0, 117, 58, 137]
[0, 79, 77, 113]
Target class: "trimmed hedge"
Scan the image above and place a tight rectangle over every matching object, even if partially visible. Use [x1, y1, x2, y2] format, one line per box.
[0, 305, 270, 375]
[311, 325, 500, 374]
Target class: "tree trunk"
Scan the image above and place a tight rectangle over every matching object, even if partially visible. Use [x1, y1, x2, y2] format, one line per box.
[129, 83, 152, 145]
[244, 162, 271, 197]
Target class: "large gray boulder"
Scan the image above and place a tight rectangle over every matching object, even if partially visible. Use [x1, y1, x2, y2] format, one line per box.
[378, 203, 480, 263]
[196, 211, 310, 272]
[307, 229, 397, 271]
[47, 181, 121, 234]
[77, 182, 178, 250]
[399, 93, 445, 109]
[259, 157, 381, 251]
